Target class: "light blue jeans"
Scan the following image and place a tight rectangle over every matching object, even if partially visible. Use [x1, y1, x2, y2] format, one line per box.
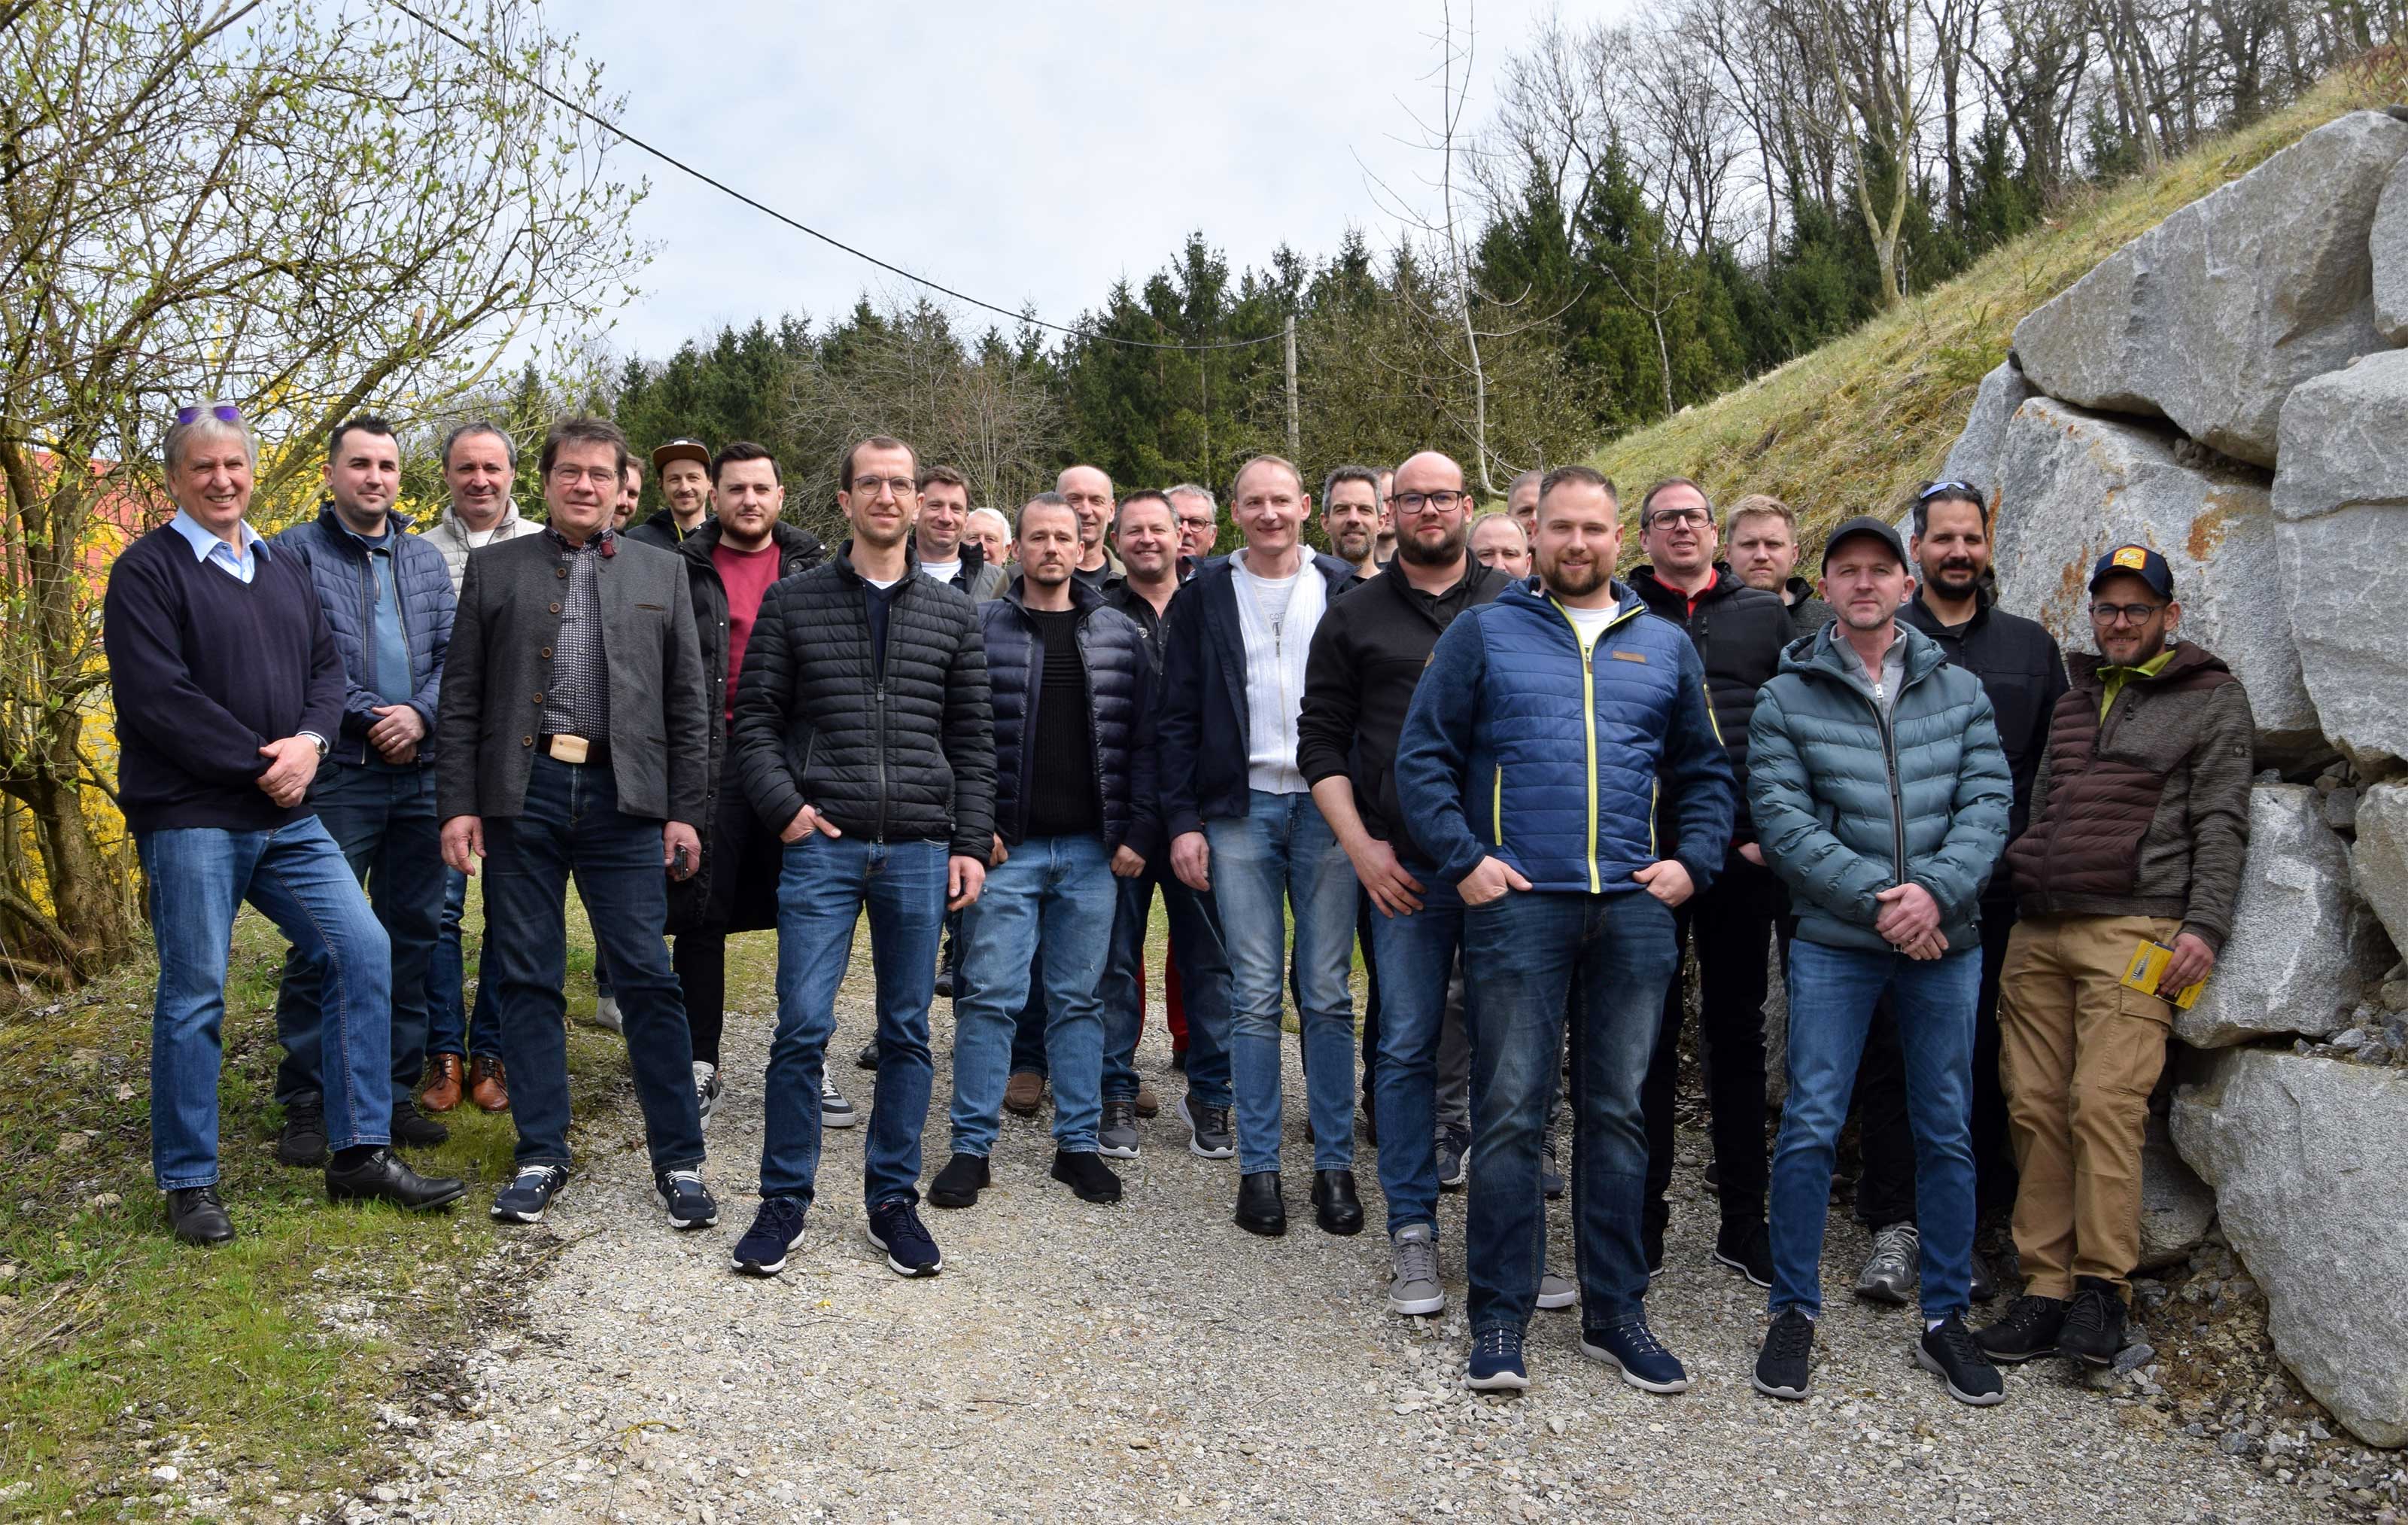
[948, 833, 1117, 1155]
[1204, 790, 1358, 1174]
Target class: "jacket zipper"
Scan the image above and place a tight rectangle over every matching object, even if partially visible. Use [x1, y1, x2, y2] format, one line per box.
[1841, 665, 1911, 881]
[1547, 598, 1643, 894]
[1076, 616, 1108, 842]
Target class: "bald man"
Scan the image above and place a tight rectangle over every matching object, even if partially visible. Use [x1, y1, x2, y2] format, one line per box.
[1058, 464, 1123, 587]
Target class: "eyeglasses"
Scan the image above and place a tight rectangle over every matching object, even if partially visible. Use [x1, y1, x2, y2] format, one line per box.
[175, 401, 242, 426]
[549, 464, 621, 489]
[1646, 508, 1712, 530]
[848, 476, 917, 499]
[2089, 601, 2166, 625]
[1918, 479, 1980, 501]
[1391, 490, 1465, 513]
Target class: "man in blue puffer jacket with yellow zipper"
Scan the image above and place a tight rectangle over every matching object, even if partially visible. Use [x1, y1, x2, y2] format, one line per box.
[1396, 464, 1735, 1398]
[1744, 514, 2012, 1410]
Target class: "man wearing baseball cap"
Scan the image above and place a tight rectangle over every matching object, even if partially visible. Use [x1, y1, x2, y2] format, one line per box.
[1975, 544, 2253, 1374]
[628, 438, 714, 549]
[1744, 513, 2012, 1407]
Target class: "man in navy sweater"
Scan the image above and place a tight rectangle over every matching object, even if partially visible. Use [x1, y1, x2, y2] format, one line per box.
[104, 405, 464, 1246]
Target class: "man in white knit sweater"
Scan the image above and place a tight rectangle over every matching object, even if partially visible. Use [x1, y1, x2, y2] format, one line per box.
[1157, 455, 1366, 1239]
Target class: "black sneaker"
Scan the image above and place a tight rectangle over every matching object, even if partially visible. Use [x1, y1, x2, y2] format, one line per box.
[391, 1100, 449, 1149]
[1643, 1216, 1666, 1281]
[933, 967, 955, 999]
[1180, 1093, 1233, 1160]
[927, 1152, 991, 1209]
[1713, 1218, 1773, 1289]
[491, 1163, 569, 1224]
[275, 1097, 328, 1168]
[866, 1198, 942, 1277]
[1050, 1149, 1123, 1204]
[1917, 1313, 2007, 1405]
[1753, 1308, 1816, 1400]
[1098, 1100, 1141, 1161]
[1540, 1122, 1565, 1199]
[2059, 1277, 2127, 1367]
[854, 1039, 880, 1071]
[731, 1196, 807, 1277]
[1975, 1294, 2067, 1363]
[655, 1168, 718, 1230]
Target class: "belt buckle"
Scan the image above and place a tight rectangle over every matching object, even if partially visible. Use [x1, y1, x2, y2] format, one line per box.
[548, 735, 590, 765]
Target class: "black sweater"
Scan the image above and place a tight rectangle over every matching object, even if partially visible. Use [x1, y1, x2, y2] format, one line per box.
[104, 525, 345, 833]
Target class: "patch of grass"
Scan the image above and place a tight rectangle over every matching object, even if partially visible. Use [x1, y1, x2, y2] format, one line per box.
[0, 882, 626, 1520]
[1589, 66, 2406, 543]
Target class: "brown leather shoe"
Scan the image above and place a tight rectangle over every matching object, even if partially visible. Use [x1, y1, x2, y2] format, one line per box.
[1002, 1070, 1044, 1116]
[468, 1055, 509, 1113]
[420, 1053, 465, 1113]
[1133, 1082, 1160, 1119]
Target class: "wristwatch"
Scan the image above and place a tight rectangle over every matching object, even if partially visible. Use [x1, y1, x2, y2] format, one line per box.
[299, 730, 330, 759]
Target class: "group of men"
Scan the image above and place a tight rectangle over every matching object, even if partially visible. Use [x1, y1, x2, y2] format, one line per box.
[107, 399, 2252, 1405]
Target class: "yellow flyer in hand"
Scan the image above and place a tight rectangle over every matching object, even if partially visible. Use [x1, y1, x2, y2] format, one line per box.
[2120, 939, 2206, 1010]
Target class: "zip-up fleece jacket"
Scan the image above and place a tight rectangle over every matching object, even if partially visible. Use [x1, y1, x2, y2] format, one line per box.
[981, 577, 1157, 855]
[416, 502, 543, 594]
[1626, 563, 1790, 851]
[272, 504, 455, 767]
[1393, 580, 1736, 896]
[730, 540, 995, 859]
[1154, 550, 1360, 838]
[2005, 642, 2254, 953]
[1747, 621, 2012, 954]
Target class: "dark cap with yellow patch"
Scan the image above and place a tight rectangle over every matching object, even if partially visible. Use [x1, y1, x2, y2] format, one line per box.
[2088, 544, 2174, 599]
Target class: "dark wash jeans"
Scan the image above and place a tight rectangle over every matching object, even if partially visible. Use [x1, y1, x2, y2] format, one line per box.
[1100, 859, 1233, 1108]
[274, 762, 442, 1109]
[1367, 876, 1464, 1238]
[762, 835, 945, 1210]
[137, 814, 392, 1189]
[481, 755, 703, 1176]
[1464, 888, 1677, 1335]
[425, 865, 498, 1060]
[1771, 939, 1981, 1321]
[1642, 854, 1777, 1228]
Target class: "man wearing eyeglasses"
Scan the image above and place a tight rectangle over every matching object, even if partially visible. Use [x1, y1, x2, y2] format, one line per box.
[1976, 546, 2252, 1374]
[1624, 477, 1795, 1291]
[1167, 484, 1221, 571]
[438, 415, 717, 1231]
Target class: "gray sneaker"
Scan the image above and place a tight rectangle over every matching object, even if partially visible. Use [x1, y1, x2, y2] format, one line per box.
[588, 994, 623, 1033]
[1537, 1271, 1577, 1310]
[820, 1072, 858, 1129]
[1540, 1121, 1565, 1199]
[1435, 1124, 1470, 1189]
[1854, 1221, 1920, 1304]
[1388, 1222, 1444, 1316]
[1099, 1100, 1141, 1160]
[1179, 1092, 1233, 1159]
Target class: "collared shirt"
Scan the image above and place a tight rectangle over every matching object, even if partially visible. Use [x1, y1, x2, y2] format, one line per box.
[540, 525, 613, 739]
[167, 510, 267, 584]
[339, 518, 414, 709]
[2097, 645, 2176, 719]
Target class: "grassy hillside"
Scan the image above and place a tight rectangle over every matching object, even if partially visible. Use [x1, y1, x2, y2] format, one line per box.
[1590, 59, 2408, 540]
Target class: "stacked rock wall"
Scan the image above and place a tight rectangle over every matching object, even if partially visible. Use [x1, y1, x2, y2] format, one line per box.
[1938, 107, 2408, 1447]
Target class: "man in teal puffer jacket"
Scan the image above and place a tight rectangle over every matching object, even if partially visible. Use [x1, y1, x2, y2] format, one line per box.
[1744, 516, 2012, 1410]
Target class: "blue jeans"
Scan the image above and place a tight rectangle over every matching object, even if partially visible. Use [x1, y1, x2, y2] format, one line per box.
[274, 764, 442, 1107]
[762, 835, 945, 1209]
[481, 756, 702, 1175]
[1463, 889, 1676, 1334]
[948, 834, 1117, 1155]
[136, 816, 392, 1189]
[1771, 939, 1981, 1320]
[1367, 877, 1464, 1237]
[1204, 790, 1358, 1174]
[425, 866, 498, 1059]
[1101, 860, 1233, 1108]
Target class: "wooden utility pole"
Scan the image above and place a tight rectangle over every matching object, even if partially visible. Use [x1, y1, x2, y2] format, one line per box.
[1284, 314, 1300, 461]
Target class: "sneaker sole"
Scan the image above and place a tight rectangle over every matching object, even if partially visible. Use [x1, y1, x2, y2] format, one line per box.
[1438, 1170, 1467, 1191]
[1096, 1140, 1140, 1161]
[1853, 1277, 1913, 1305]
[1752, 1371, 1812, 1401]
[1978, 1339, 2058, 1364]
[731, 1225, 805, 1277]
[655, 1191, 719, 1231]
[864, 1226, 942, 1277]
[1388, 1289, 1446, 1316]
[1914, 1344, 2008, 1406]
[1050, 1167, 1123, 1204]
[1535, 1285, 1578, 1312]
[821, 1108, 859, 1129]
[1712, 1250, 1774, 1290]
[1189, 1137, 1235, 1160]
[1463, 1368, 1530, 1393]
[1579, 1338, 1692, 1395]
[491, 1200, 549, 1225]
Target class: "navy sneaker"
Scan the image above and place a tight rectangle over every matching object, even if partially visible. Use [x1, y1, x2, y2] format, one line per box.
[1464, 1326, 1529, 1393]
[1753, 1308, 1816, 1400]
[866, 1198, 943, 1277]
[731, 1196, 807, 1277]
[1580, 1317, 1692, 1394]
[1435, 1123, 1470, 1190]
[491, 1163, 568, 1224]
[655, 1168, 718, 1231]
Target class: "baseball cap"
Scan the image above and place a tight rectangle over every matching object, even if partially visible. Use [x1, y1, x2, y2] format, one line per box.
[2088, 544, 2174, 599]
[650, 437, 710, 473]
[1820, 514, 1909, 571]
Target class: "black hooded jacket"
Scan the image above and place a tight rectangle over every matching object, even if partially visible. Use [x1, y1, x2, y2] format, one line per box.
[1626, 562, 1792, 851]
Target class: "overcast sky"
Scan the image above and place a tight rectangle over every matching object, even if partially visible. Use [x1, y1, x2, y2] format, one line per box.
[564, 1, 1631, 361]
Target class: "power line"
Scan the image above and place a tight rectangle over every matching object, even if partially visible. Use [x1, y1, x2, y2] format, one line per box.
[389, 1, 1286, 355]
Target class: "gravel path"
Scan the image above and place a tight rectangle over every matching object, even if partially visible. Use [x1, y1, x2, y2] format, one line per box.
[382, 937, 2319, 1525]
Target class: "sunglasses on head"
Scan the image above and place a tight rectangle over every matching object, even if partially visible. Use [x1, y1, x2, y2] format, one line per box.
[1917, 479, 1979, 501]
[174, 402, 242, 426]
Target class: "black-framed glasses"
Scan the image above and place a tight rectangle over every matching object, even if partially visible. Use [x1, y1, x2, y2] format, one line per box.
[1646, 507, 1712, 529]
[848, 475, 917, 499]
[1391, 490, 1465, 513]
[175, 401, 242, 426]
[2090, 601, 2166, 625]
[1917, 479, 1980, 501]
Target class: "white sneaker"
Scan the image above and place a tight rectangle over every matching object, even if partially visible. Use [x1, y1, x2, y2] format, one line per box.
[692, 1061, 722, 1127]
[588, 994, 624, 1033]
[821, 1072, 859, 1128]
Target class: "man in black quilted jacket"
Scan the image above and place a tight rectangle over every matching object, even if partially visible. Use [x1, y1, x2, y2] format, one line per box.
[726, 434, 996, 1281]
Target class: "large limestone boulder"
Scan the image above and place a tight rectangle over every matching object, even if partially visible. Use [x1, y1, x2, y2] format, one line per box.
[2352, 781, 2408, 952]
[2178, 784, 2391, 1048]
[2013, 109, 2408, 467]
[2376, 151, 2408, 345]
[1990, 396, 2318, 756]
[1938, 359, 2036, 503]
[2271, 350, 2408, 766]
[2138, 1113, 2216, 1271]
[2171, 1048, 2408, 1447]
